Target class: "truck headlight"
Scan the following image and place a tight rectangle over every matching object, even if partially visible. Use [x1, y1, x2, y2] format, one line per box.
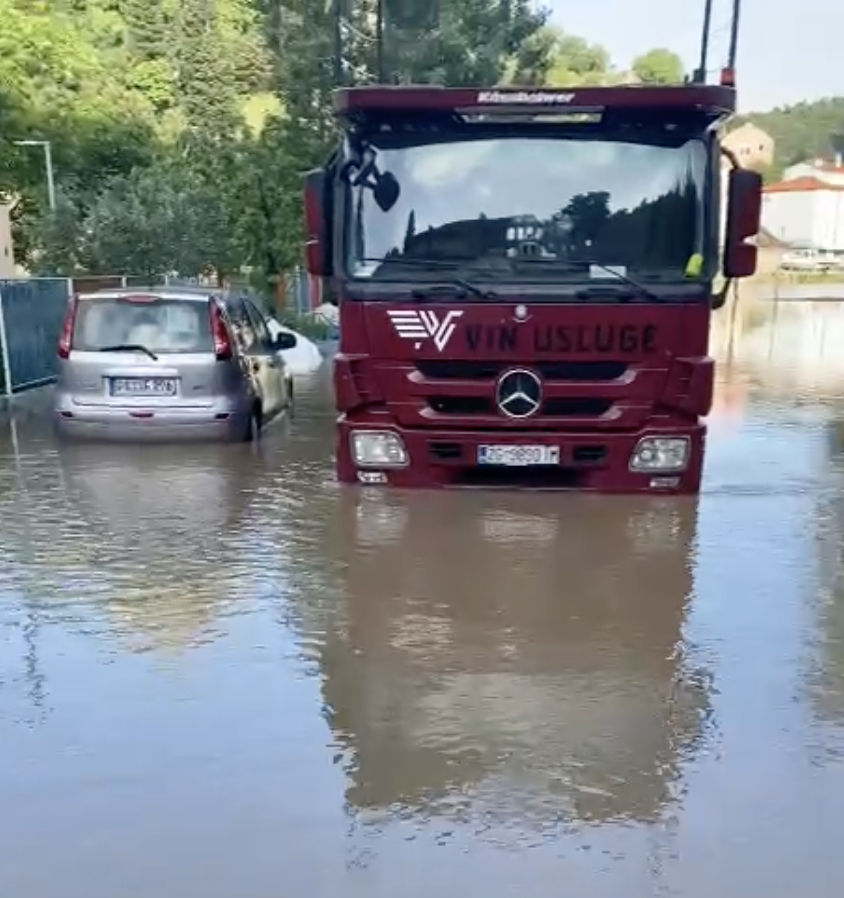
[350, 430, 408, 468]
[629, 436, 689, 473]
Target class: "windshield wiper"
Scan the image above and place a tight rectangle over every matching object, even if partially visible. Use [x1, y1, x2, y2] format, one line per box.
[97, 343, 159, 361]
[411, 282, 497, 301]
[508, 257, 662, 302]
[358, 257, 498, 300]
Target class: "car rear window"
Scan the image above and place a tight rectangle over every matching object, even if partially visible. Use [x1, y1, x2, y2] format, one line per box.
[73, 295, 214, 354]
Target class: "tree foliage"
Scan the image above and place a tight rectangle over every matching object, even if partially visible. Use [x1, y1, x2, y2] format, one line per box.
[11, 0, 819, 293]
[733, 98, 844, 176]
[631, 48, 685, 84]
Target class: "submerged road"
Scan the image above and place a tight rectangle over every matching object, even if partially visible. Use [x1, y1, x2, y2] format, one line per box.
[2, 301, 844, 897]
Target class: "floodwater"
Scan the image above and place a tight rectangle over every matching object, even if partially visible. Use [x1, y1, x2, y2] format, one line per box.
[2, 300, 844, 897]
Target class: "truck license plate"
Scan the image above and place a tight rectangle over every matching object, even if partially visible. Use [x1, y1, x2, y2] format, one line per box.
[477, 445, 559, 467]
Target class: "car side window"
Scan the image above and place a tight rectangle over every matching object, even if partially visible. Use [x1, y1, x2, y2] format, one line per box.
[225, 297, 258, 353]
[243, 300, 273, 348]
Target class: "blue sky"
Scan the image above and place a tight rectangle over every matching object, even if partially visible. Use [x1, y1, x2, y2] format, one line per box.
[548, 0, 842, 111]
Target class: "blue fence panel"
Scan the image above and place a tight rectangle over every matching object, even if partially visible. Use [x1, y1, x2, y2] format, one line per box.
[0, 278, 69, 394]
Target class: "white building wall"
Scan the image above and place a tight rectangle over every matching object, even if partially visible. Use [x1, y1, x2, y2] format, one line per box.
[814, 191, 844, 249]
[763, 190, 844, 251]
[0, 205, 16, 278]
[761, 191, 818, 246]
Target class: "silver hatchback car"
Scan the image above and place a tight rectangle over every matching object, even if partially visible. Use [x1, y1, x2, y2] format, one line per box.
[53, 287, 297, 442]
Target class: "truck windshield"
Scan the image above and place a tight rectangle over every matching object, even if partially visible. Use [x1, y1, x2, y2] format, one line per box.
[347, 133, 708, 284]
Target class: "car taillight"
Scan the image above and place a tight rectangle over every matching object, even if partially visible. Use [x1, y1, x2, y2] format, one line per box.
[57, 295, 78, 359]
[209, 302, 232, 360]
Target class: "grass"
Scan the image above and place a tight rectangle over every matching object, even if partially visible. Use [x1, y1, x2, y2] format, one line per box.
[752, 270, 844, 286]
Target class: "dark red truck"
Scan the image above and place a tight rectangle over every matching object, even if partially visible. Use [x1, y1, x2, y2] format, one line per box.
[303, 84, 762, 492]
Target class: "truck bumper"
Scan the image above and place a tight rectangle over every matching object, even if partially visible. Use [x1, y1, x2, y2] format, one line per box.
[335, 417, 706, 494]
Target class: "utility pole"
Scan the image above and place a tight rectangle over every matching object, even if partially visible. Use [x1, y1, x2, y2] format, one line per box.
[332, 0, 344, 85]
[727, 0, 742, 73]
[693, 0, 713, 84]
[376, 0, 385, 82]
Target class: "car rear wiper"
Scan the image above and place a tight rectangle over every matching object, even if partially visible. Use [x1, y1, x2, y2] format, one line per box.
[97, 343, 159, 361]
[508, 257, 663, 302]
[358, 256, 498, 300]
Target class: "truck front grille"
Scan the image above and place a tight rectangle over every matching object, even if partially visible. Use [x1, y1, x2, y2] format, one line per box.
[415, 360, 628, 382]
[428, 396, 491, 415]
[427, 396, 612, 417]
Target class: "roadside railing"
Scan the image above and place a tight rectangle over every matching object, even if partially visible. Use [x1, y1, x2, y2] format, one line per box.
[0, 276, 146, 396]
[0, 278, 71, 397]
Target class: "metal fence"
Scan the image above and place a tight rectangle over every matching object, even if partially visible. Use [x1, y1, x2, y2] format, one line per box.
[284, 268, 313, 315]
[70, 275, 148, 293]
[0, 278, 71, 396]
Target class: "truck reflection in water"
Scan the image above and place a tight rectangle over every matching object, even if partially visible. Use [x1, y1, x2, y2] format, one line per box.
[320, 492, 712, 828]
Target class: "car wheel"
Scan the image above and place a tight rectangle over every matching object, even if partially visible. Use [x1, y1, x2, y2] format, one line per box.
[287, 379, 295, 417]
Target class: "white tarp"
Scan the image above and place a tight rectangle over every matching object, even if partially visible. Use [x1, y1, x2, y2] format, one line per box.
[265, 316, 323, 374]
[313, 302, 339, 328]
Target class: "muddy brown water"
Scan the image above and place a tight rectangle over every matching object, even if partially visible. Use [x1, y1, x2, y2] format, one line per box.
[2, 302, 844, 897]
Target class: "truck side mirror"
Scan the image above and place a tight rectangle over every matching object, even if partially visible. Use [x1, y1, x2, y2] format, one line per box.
[723, 168, 762, 279]
[304, 168, 332, 277]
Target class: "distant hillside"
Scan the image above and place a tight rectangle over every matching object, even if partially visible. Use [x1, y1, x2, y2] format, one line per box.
[733, 97, 844, 178]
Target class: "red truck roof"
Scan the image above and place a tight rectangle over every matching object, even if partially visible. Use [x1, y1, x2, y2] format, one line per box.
[332, 84, 736, 119]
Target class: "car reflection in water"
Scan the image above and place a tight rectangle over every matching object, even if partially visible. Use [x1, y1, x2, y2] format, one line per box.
[319, 491, 712, 830]
[322, 493, 709, 825]
[50, 441, 262, 651]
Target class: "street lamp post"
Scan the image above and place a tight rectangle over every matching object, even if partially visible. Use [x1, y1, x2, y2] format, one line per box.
[13, 140, 56, 212]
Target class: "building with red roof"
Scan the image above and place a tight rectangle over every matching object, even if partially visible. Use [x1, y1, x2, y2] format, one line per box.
[762, 158, 844, 251]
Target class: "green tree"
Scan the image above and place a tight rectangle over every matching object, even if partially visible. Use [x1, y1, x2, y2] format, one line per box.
[632, 48, 685, 84]
[237, 119, 309, 279]
[733, 99, 844, 171]
[174, 0, 239, 134]
[78, 162, 242, 281]
[379, 0, 549, 86]
[0, 0, 159, 263]
[243, 0, 347, 291]
[546, 30, 612, 86]
[31, 189, 90, 275]
[121, 0, 168, 59]
[506, 25, 616, 86]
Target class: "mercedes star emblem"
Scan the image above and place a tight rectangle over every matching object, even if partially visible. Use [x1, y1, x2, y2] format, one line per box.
[496, 368, 543, 419]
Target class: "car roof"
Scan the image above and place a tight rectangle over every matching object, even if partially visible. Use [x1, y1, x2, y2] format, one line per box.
[76, 286, 224, 303]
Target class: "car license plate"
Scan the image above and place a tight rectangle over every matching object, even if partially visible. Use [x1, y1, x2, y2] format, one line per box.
[111, 377, 178, 397]
[477, 445, 559, 466]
